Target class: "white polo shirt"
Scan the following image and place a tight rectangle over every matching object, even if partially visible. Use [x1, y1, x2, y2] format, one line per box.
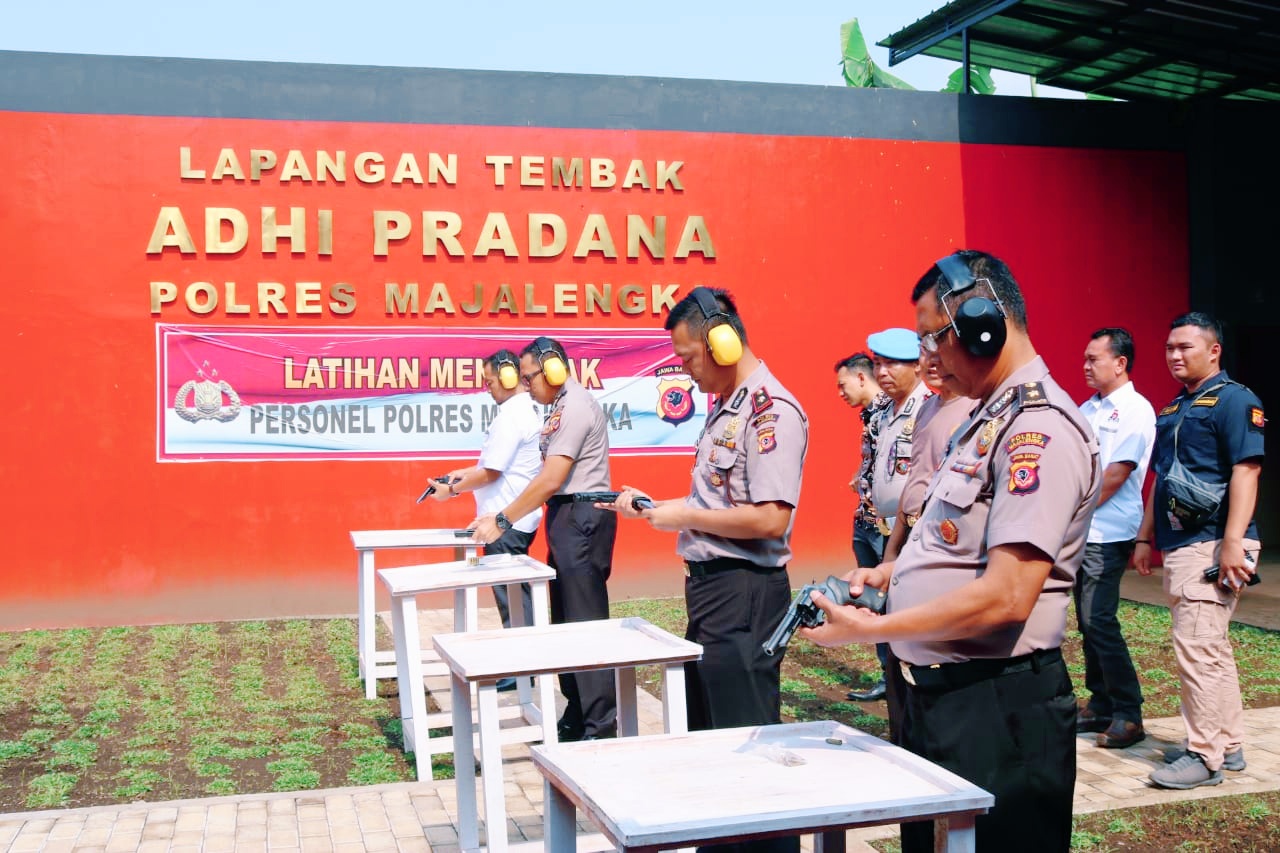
[1079, 380, 1156, 544]
[476, 391, 544, 534]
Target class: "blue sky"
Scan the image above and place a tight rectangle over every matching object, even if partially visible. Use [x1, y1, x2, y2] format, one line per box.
[1, 1, 1080, 98]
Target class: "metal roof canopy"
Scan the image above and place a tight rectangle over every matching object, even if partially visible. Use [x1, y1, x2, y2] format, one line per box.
[879, 0, 1280, 102]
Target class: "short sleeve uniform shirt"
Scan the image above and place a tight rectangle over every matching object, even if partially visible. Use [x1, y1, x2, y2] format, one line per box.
[1150, 370, 1264, 551]
[679, 363, 808, 566]
[890, 357, 1101, 666]
[540, 378, 612, 494]
[476, 391, 545, 533]
[1079, 380, 1156, 544]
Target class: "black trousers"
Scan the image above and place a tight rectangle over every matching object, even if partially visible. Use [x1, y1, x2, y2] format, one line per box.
[898, 651, 1076, 853]
[1074, 540, 1144, 722]
[484, 526, 536, 628]
[545, 501, 617, 737]
[853, 519, 890, 672]
[685, 563, 799, 853]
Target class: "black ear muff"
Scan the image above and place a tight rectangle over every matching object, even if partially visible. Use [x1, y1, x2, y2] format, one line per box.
[532, 338, 568, 386]
[691, 287, 743, 366]
[953, 298, 1007, 358]
[934, 254, 1007, 358]
[496, 357, 519, 390]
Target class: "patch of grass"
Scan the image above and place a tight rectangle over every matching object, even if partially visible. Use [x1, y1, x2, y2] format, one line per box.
[26, 772, 78, 809]
[266, 757, 320, 791]
[798, 665, 847, 687]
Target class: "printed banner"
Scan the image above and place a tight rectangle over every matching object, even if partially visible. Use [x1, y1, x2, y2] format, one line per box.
[158, 325, 703, 460]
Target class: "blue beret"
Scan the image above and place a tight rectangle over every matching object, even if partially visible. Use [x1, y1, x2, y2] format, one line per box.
[867, 328, 921, 361]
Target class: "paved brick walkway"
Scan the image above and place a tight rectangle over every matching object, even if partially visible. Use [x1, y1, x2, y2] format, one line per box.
[3, 602, 1279, 853]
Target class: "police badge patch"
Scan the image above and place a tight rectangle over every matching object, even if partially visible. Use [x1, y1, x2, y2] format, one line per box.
[1008, 452, 1042, 495]
[656, 374, 696, 426]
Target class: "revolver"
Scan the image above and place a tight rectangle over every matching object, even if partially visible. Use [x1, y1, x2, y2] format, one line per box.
[416, 476, 455, 503]
[762, 575, 887, 656]
[574, 490, 656, 511]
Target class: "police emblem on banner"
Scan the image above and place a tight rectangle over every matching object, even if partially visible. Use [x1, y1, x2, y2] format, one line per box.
[655, 367, 696, 426]
[174, 361, 242, 423]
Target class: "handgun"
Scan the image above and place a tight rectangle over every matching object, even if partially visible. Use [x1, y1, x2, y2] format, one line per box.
[573, 491, 656, 511]
[1204, 566, 1261, 588]
[762, 575, 887, 656]
[416, 476, 454, 503]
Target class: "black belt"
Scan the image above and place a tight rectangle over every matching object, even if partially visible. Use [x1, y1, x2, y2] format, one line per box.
[901, 648, 1062, 692]
[684, 557, 781, 578]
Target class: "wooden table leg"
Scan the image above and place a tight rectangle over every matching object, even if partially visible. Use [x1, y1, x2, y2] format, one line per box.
[477, 683, 507, 853]
[451, 671, 480, 852]
[390, 592, 430, 781]
[942, 813, 977, 853]
[661, 661, 689, 734]
[357, 548, 377, 700]
[543, 778, 576, 853]
[814, 829, 846, 853]
[532, 580, 557, 744]
[616, 667, 639, 737]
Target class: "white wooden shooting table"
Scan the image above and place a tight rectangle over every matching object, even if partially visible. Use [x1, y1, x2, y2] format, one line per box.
[432, 617, 703, 853]
[378, 553, 555, 780]
[532, 720, 994, 853]
[350, 528, 481, 699]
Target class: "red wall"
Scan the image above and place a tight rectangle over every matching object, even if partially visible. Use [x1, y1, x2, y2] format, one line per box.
[0, 111, 1188, 627]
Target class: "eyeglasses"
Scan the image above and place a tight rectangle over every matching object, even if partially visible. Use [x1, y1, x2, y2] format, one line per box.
[919, 323, 955, 353]
[520, 369, 544, 386]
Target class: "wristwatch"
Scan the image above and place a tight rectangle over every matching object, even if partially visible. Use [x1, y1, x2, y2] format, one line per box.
[494, 512, 512, 531]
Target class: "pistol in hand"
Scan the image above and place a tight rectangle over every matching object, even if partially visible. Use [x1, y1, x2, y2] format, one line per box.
[416, 476, 454, 503]
[762, 575, 886, 656]
[574, 491, 655, 511]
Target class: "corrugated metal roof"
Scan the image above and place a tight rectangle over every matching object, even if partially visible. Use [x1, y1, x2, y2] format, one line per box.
[879, 0, 1280, 101]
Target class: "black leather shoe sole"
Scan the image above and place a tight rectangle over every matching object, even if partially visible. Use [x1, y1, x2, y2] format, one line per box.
[556, 725, 585, 742]
[1096, 722, 1145, 749]
[1076, 714, 1112, 733]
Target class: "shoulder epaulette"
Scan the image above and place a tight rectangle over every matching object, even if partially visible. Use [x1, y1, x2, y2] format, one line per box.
[1018, 381, 1049, 408]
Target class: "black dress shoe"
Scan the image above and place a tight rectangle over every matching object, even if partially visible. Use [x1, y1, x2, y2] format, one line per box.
[556, 722, 585, 742]
[1076, 707, 1112, 733]
[847, 679, 886, 701]
[1096, 719, 1145, 749]
[495, 677, 518, 692]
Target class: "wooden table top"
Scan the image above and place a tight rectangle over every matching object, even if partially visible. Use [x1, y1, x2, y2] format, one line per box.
[432, 617, 702, 681]
[378, 553, 555, 596]
[350, 528, 479, 549]
[531, 720, 993, 850]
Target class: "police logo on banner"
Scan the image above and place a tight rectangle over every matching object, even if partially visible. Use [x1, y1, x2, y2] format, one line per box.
[655, 366, 696, 426]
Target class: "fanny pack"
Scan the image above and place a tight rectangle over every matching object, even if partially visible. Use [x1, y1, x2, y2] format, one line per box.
[1165, 381, 1232, 527]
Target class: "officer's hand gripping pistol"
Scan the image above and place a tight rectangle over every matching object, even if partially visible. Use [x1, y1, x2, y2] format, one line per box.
[762, 575, 887, 656]
[574, 491, 656, 511]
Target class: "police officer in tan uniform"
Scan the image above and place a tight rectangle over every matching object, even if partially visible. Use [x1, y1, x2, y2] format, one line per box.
[802, 251, 1099, 853]
[850, 328, 932, 702]
[472, 336, 618, 741]
[608, 287, 807, 853]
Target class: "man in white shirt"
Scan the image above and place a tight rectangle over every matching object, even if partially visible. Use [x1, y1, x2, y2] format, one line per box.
[1076, 327, 1156, 748]
[427, 350, 544, 637]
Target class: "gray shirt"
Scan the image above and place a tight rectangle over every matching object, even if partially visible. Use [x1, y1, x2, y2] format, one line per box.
[890, 357, 1100, 665]
[678, 362, 809, 566]
[540, 378, 612, 494]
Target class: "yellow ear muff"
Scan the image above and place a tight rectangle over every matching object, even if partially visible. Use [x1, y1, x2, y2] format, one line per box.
[497, 362, 519, 390]
[707, 324, 743, 366]
[691, 287, 743, 366]
[542, 354, 568, 386]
